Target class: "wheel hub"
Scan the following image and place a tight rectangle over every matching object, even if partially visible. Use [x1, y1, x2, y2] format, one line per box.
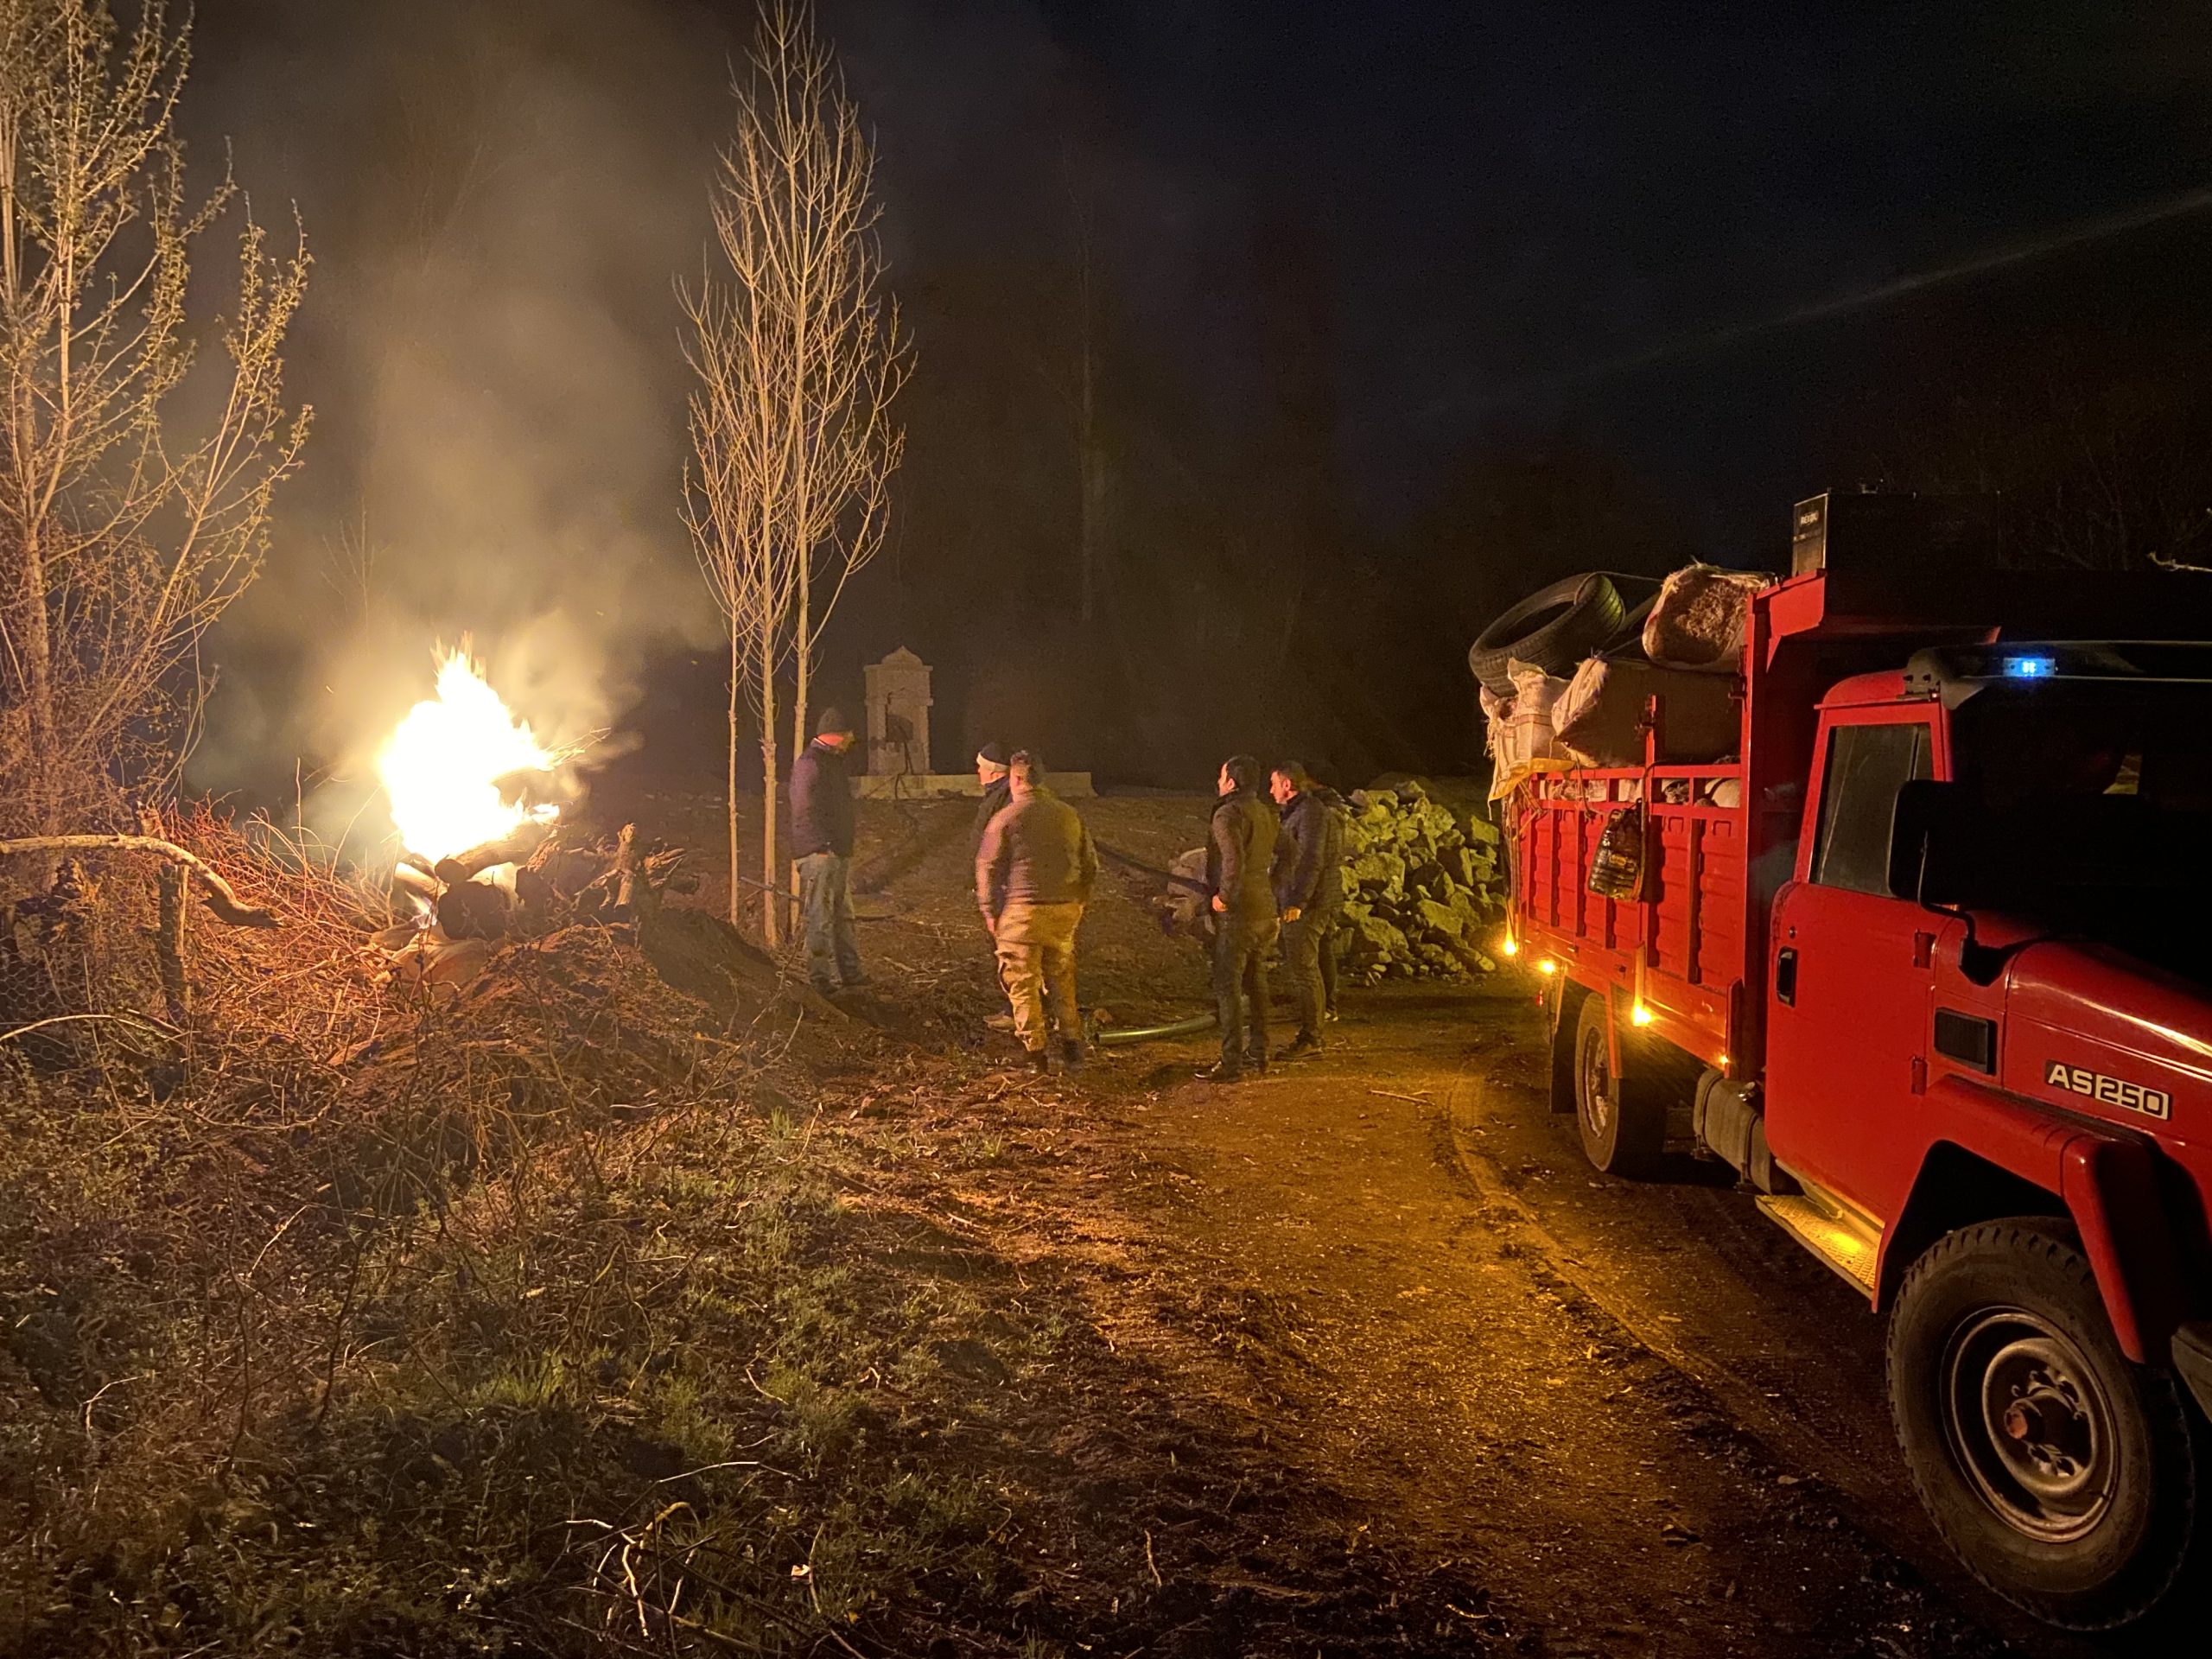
[1579, 1034, 1612, 1136]
[1942, 1312, 2114, 1542]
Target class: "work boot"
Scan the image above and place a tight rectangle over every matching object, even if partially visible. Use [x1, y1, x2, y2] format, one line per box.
[842, 969, 874, 990]
[1322, 1005, 1341, 1024]
[1024, 1047, 1052, 1075]
[1195, 1059, 1243, 1084]
[1278, 1031, 1324, 1063]
[1058, 1039, 1088, 1074]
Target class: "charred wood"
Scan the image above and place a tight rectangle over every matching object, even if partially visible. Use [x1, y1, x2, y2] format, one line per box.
[432, 820, 556, 887]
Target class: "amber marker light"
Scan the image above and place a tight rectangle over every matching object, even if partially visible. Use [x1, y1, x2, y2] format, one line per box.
[1536, 959, 1558, 976]
[1498, 933, 1519, 958]
[1631, 1003, 1654, 1027]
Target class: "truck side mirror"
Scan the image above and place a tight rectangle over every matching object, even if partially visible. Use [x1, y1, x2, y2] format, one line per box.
[1887, 779, 1966, 904]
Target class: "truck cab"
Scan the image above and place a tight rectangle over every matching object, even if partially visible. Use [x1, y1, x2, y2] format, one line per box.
[1509, 566, 2212, 1630]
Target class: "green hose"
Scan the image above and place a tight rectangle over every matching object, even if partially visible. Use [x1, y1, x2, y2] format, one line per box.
[1090, 1009, 1217, 1047]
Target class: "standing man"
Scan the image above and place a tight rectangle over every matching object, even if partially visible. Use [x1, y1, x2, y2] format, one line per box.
[1270, 761, 1345, 1059]
[1313, 777, 1351, 1023]
[790, 707, 865, 995]
[1202, 753, 1278, 1082]
[971, 743, 1012, 861]
[977, 751, 1098, 1072]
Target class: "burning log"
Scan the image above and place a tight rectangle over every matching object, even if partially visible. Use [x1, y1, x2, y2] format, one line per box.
[436, 878, 512, 942]
[372, 822, 701, 997]
[431, 819, 556, 887]
[391, 861, 442, 910]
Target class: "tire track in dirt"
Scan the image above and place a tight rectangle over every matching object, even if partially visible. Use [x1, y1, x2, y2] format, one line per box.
[1120, 985, 2047, 1658]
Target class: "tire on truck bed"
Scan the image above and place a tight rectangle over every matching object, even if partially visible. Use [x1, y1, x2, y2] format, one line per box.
[1887, 1217, 2202, 1630]
[1468, 573, 1627, 696]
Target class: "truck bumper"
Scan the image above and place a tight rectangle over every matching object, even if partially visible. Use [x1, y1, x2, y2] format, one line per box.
[2174, 1321, 2212, 1419]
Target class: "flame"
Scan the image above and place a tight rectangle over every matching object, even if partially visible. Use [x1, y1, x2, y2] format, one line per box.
[377, 650, 558, 865]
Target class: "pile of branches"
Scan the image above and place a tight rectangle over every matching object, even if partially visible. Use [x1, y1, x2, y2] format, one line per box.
[1334, 782, 1504, 983]
[0, 805, 846, 1650]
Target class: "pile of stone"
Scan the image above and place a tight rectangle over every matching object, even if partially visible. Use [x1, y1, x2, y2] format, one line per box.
[1334, 782, 1504, 984]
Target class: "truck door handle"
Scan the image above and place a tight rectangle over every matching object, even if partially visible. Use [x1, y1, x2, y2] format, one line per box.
[1776, 947, 1798, 1006]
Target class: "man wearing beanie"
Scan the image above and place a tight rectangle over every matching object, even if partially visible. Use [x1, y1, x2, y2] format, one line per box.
[971, 742, 1011, 864]
[789, 706, 864, 995]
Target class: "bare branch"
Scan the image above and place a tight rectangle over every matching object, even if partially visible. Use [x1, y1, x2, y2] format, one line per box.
[0, 0, 308, 836]
[0, 831, 277, 925]
[683, 0, 908, 938]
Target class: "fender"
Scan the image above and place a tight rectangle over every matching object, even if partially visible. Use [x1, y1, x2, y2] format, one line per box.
[1884, 1078, 2184, 1362]
[2058, 1135, 2186, 1363]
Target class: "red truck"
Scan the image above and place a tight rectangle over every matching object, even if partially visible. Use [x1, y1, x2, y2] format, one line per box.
[1505, 537, 2212, 1630]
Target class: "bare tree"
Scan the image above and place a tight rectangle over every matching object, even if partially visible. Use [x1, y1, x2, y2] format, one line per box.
[0, 0, 310, 836]
[683, 0, 908, 944]
[683, 232, 799, 938]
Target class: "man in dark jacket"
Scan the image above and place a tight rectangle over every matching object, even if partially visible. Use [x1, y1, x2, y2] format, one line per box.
[1201, 753, 1278, 1081]
[970, 743, 1012, 863]
[976, 751, 1098, 1071]
[1312, 782, 1350, 1022]
[789, 706, 863, 994]
[1270, 761, 1345, 1058]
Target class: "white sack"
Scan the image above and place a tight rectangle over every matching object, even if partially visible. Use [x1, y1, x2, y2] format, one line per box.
[1553, 657, 1742, 768]
[1485, 658, 1572, 798]
[1642, 563, 1767, 671]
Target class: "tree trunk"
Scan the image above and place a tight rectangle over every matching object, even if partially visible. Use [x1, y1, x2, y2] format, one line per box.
[154, 861, 188, 1024]
[739, 628, 756, 938]
[791, 556, 810, 775]
[759, 610, 781, 947]
[16, 524, 56, 824]
[1077, 255, 1103, 631]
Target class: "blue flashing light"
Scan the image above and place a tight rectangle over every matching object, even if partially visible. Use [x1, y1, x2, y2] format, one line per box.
[2004, 654, 2056, 679]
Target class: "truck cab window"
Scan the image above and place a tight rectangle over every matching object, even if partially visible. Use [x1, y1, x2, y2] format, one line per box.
[1810, 721, 1931, 895]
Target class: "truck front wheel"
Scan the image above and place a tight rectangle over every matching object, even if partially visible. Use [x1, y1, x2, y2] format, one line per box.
[1571, 994, 1662, 1178]
[1888, 1218, 2201, 1630]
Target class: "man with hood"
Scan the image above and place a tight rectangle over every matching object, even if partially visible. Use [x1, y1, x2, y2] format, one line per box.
[789, 706, 864, 995]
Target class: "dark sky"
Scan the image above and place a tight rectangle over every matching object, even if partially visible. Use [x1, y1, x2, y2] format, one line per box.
[995, 1, 2212, 543]
[181, 0, 2212, 791]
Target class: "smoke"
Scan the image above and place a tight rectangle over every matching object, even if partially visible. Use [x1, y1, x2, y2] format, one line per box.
[184, 0, 741, 846]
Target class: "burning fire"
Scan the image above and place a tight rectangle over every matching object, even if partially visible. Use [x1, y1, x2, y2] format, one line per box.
[377, 649, 559, 866]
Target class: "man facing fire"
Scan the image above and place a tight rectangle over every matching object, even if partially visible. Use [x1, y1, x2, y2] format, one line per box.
[976, 750, 1097, 1072]
[790, 706, 866, 995]
[1270, 760, 1345, 1059]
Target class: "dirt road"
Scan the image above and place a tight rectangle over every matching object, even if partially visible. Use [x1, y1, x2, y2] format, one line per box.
[1095, 979, 2102, 1658]
[642, 785, 2126, 1653]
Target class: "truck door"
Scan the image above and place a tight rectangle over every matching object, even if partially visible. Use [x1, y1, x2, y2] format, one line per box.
[1764, 709, 1939, 1222]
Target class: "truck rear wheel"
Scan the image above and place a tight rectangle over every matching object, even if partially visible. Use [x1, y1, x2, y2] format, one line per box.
[1572, 994, 1663, 1178]
[1887, 1218, 2201, 1630]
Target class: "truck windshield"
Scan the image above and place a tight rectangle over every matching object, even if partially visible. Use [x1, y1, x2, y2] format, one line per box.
[1946, 683, 2212, 964]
